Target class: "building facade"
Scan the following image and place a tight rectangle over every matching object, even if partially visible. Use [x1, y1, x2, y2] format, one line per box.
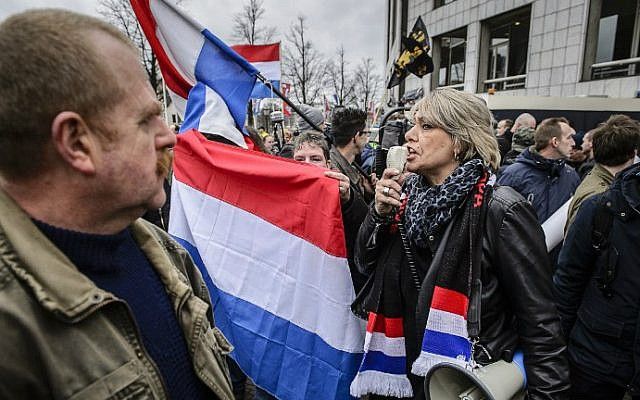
[386, 0, 640, 99]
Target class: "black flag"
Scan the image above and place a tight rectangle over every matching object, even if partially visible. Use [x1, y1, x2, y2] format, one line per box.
[387, 16, 434, 89]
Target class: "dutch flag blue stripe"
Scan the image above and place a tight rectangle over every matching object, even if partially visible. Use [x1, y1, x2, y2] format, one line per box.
[172, 235, 363, 399]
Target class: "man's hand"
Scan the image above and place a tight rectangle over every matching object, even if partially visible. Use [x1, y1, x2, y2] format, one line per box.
[325, 170, 351, 203]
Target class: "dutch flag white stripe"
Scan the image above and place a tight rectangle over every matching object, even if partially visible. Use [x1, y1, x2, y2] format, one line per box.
[150, 0, 200, 86]
[251, 61, 281, 80]
[197, 86, 247, 148]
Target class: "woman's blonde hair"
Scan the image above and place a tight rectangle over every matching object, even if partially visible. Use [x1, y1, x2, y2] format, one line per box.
[411, 88, 500, 169]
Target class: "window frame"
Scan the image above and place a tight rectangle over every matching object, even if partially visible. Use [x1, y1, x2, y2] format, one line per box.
[432, 27, 468, 90]
[583, 0, 640, 81]
[478, 5, 531, 92]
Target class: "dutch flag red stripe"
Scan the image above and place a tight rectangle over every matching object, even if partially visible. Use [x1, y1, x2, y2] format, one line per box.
[173, 132, 347, 258]
[130, 0, 192, 98]
[232, 43, 280, 63]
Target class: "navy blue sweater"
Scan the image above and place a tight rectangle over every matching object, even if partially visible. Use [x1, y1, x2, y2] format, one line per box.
[34, 220, 213, 400]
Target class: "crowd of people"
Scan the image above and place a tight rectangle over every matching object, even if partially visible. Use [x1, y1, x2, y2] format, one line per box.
[2, 7, 640, 400]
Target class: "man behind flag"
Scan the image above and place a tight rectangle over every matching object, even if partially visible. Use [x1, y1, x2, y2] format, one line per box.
[0, 9, 233, 399]
[132, 1, 367, 399]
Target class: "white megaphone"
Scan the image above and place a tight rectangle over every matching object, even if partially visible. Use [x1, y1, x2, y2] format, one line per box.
[425, 351, 526, 400]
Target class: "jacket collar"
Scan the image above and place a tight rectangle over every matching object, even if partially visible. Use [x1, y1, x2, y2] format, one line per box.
[607, 163, 640, 219]
[330, 146, 362, 186]
[0, 188, 190, 322]
[590, 163, 614, 186]
[518, 147, 566, 178]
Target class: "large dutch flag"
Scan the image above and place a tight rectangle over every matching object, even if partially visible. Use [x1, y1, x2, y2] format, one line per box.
[169, 131, 365, 399]
[131, 0, 257, 148]
[232, 43, 281, 99]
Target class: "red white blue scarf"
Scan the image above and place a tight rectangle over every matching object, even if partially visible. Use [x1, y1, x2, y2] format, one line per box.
[350, 162, 491, 398]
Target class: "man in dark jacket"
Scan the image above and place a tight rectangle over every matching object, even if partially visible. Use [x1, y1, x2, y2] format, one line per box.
[498, 117, 580, 262]
[330, 107, 375, 203]
[555, 162, 640, 399]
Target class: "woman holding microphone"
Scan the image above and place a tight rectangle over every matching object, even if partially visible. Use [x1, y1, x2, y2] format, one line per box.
[350, 89, 569, 400]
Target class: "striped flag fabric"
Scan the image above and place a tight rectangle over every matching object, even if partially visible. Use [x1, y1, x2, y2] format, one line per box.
[169, 131, 365, 400]
[232, 43, 281, 99]
[131, 0, 257, 148]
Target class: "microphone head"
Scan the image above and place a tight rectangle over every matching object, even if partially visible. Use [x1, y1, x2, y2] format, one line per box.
[386, 145, 408, 172]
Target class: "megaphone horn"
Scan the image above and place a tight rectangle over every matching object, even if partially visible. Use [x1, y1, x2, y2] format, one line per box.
[424, 351, 526, 400]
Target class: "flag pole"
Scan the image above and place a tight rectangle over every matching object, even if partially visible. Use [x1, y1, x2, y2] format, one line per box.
[256, 74, 373, 185]
[255, 73, 323, 133]
[161, 78, 169, 124]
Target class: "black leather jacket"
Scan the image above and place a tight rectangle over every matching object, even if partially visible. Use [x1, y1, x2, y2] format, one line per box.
[354, 185, 569, 400]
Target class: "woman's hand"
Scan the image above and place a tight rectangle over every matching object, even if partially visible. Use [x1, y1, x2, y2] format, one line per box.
[324, 170, 351, 203]
[374, 168, 405, 216]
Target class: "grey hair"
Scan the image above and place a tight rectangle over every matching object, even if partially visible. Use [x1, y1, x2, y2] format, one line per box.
[514, 113, 536, 129]
[411, 88, 500, 170]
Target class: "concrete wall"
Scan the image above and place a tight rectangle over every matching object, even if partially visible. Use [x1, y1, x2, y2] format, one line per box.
[396, 0, 640, 98]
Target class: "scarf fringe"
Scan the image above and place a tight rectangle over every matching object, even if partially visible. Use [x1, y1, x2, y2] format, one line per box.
[411, 351, 469, 376]
[350, 370, 414, 398]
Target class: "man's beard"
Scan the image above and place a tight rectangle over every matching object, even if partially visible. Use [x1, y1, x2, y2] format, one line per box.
[156, 148, 173, 178]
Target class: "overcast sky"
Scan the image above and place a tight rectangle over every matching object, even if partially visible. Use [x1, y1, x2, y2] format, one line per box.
[1, 0, 386, 77]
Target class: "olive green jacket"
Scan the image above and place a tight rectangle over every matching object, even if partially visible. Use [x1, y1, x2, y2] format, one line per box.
[565, 162, 614, 233]
[0, 188, 234, 400]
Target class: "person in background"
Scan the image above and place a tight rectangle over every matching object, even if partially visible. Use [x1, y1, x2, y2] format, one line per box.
[565, 115, 640, 232]
[351, 88, 569, 400]
[498, 117, 580, 265]
[263, 135, 276, 154]
[501, 113, 536, 167]
[496, 118, 514, 159]
[257, 126, 268, 139]
[295, 104, 325, 133]
[576, 128, 596, 178]
[555, 161, 640, 400]
[330, 107, 375, 203]
[0, 9, 233, 399]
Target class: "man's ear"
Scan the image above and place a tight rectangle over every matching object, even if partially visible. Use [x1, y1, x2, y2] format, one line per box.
[50, 112, 99, 175]
[551, 136, 559, 148]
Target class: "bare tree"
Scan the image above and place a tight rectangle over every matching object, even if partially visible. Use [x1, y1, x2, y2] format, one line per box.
[324, 46, 356, 106]
[97, 0, 187, 99]
[283, 16, 323, 105]
[353, 58, 381, 112]
[232, 0, 277, 44]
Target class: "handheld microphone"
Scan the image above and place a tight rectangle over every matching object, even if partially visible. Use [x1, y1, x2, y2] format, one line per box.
[386, 145, 408, 173]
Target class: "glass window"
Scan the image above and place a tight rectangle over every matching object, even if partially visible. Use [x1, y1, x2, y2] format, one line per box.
[590, 0, 640, 80]
[434, 0, 456, 9]
[483, 6, 531, 91]
[437, 29, 467, 88]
